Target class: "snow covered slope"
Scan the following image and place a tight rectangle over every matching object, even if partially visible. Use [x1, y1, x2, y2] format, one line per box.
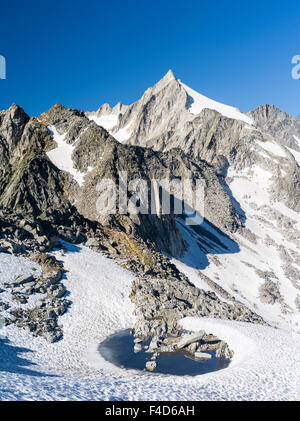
[178, 80, 253, 125]
[47, 126, 88, 186]
[0, 245, 299, 401]
[173, 154, 300, 332]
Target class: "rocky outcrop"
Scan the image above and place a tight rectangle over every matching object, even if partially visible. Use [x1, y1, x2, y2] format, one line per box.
[130, 268, 265, 346]
[87, 71, 300, 216]
[248, 104, 300, 151]
[3, 252, 69, 343]
[142, 329, 234, 372]
[1, 70, 299, 343]
[0, 103, 30, 152]
[38, 103, 242, 248]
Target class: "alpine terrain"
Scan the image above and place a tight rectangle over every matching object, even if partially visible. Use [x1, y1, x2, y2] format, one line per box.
[0, 70, 299, 401]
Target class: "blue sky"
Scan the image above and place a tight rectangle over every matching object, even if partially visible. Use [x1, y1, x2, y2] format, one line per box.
[0, 0, 299, 116]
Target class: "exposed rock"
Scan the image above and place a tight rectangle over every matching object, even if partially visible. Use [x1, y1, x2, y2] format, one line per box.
[194, 352, 212, 360]
[176, 331, 206, 349]
[215, 341, 234, 359]
[145, 361, 156, 372]
[258, 280, 282, 305]
[15, 274, 34, 285]
[248, 104, 300, 151]
[134, 343, 142, 353]
[4, 252, 69, 343]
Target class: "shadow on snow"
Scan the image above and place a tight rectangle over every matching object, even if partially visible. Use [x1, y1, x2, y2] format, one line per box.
[176, 216, 240, 270]
[0, 338, 57, 377]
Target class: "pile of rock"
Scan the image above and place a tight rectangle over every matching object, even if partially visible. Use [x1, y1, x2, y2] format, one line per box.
[134, 329, 234, 372]
[131, 272, 265, 344]
[3, 253, 70, 343]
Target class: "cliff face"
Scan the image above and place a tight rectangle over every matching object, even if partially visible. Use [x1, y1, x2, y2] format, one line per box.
[248, 104, 300, 151]
[0, 103, 188, 257]
[37, 102, 241, 254]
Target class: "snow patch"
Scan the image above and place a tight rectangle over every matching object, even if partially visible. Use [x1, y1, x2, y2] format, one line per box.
[47, 126, 87, 187]
[87, 113, 119, 131]
[113, 120, 134, 143]
[179, 81, 254, 126]
[256, 140, 287, 158]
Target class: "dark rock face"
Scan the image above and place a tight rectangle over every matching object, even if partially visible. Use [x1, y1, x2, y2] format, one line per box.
[38, 105, 188, 256]
[0, 99, 266, 344]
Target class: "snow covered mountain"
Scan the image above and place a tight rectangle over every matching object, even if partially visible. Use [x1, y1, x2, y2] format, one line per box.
[86, 69, 254, 146]
[0, 71, 299, 400]
[87, 70, 300, 332]
[248, 104, 300, 152]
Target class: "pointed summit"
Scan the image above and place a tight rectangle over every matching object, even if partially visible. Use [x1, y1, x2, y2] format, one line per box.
[158, 69, 177, 86]
[153, 69, 178, 92]
[163, 69, 176, 82]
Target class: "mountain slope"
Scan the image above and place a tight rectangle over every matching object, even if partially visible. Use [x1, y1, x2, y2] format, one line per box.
[248, 104, 300, 152]
[88, 71, 300, 331]
[1, 247, 298, 400]
[0, 71, 299, 340]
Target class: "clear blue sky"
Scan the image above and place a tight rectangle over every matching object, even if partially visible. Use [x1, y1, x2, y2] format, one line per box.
[0, 0, 299, 117]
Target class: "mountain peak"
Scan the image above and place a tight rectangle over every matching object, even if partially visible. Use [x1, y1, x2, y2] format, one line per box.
[7, 103, 27, 116]
[150, 69, 178, 94]
[163, 69, 176, 81]
[156, 69, 177, 87]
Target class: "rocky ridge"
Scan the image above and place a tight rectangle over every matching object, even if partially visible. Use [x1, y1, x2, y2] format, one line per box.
[88, 70, 300, 331]
[248, 104, 300, 151]
[1, 70, 299, 348]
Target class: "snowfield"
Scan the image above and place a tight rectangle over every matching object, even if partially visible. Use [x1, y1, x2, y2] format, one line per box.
[0, 243, 299, 401]
[179, 81, 254, 125]
[0, 254, 43, 320]
[87, 113, 119, 131]
[172, 151, 300, 334]
[47, 126, 93, 187]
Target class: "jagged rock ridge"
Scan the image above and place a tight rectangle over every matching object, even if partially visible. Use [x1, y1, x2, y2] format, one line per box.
[88, 71, 300, 331]
[0, 70, 299, 341]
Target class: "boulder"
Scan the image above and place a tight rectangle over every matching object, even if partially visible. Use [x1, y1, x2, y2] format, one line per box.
[15, 274, 34, 285]
[176, 330, 206, 349]
[194, 352, 212, 360]
[145, 361, 156, 372]
[134, 343, 142, 353]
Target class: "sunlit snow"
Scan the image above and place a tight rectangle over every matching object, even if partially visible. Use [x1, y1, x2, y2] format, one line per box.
[179, 81, 254, 125]
[0, 244, 299, 400]
[46, 126, 87, 187]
